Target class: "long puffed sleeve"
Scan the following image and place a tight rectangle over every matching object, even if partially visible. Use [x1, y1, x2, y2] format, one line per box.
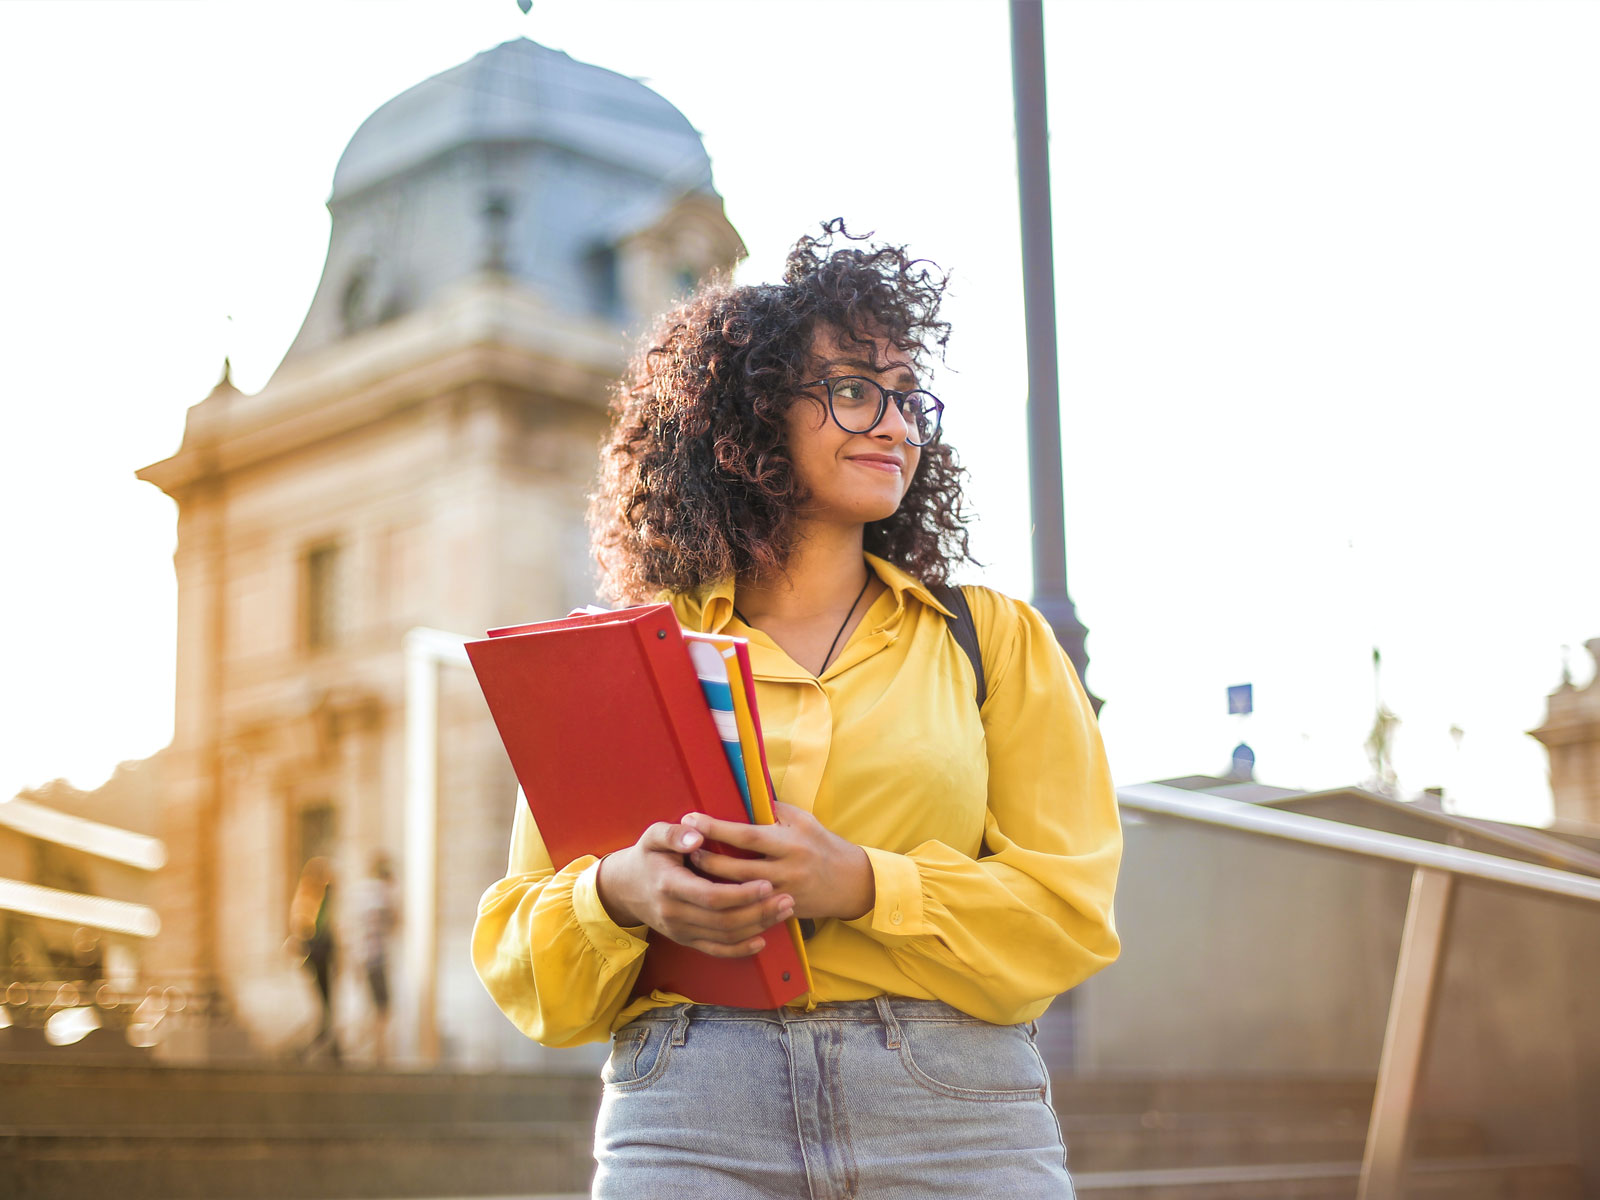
[471, 793, 652, 1047]
[837, 589, 1122, 1025]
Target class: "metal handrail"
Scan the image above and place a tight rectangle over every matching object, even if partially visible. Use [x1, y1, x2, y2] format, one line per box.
[1114, 780, 1600, 1200]
[1116, 782, 1600, 904]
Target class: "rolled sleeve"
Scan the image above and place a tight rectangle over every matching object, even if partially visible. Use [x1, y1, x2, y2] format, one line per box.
[842, 845, 927, 937]
[572, 858, 651, 965]
[471, 794, 651, 1047]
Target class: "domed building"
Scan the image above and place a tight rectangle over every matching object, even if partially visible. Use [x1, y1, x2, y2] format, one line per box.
[135, 38, 743, 1066]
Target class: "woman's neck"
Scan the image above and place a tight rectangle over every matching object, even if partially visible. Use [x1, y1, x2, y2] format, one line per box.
[735, 523, 870, 625]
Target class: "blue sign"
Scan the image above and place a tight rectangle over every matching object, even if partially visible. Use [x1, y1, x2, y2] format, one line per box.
[1228, 684, 1253, 716]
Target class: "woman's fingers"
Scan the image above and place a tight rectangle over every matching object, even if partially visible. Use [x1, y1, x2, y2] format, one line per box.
[680, 812, 778, 853]
[687, 848, 769, 883]
[659, 892, 794, 945]
[662, 865, 771, 910]
[630, 819, 801, 947]
[684, 934, 768, 958]
[639, 820, 705, 855]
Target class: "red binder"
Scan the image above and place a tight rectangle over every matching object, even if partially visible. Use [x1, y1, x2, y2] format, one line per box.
[465, 603, 809, 1009]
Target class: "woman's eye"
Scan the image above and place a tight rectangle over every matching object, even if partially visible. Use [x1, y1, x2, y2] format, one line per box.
[835, 380, 868, 404]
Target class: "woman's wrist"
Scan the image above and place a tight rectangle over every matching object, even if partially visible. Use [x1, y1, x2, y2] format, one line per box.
[832, 844, 875, 922]
[595, 850, 644, 928]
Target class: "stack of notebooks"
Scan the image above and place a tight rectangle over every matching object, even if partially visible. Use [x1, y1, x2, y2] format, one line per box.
[466, 604, 813, 1008]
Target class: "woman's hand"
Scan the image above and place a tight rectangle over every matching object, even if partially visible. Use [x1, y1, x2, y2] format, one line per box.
[683, 802, 875, 923]
[596, 821, 795, 957]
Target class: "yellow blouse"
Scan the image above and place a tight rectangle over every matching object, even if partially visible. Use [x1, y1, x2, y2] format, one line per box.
[472, 554, 1122, 1047]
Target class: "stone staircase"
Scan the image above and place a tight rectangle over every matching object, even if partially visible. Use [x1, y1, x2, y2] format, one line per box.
[1055, 1076, 1585, 1198]
[0, 1057, 597, 1199]
[0, 1059, 1584, 1199]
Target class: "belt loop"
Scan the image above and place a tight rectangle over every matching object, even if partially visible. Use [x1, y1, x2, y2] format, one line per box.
[670, 1005, 690, 1047]
[873, 995, 901, 1050]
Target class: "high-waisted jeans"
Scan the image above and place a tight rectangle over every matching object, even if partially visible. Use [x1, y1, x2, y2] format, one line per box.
[592, 996, 1075, 1199]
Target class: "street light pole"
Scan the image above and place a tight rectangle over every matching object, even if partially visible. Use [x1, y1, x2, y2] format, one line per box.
[1010, 0, 1100, 712]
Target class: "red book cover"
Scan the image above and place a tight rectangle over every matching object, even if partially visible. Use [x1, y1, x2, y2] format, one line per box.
[466, 604, 808, 1009]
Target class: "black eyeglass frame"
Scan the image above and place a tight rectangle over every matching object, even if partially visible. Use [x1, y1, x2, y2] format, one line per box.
[798, 376, 945, 446]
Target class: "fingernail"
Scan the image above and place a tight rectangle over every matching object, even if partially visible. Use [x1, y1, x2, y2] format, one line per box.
[681, 813, 700, 828]
[757, 881, 772, 896]
[751, 938, 765, 952]
[681, 832, 699, 848]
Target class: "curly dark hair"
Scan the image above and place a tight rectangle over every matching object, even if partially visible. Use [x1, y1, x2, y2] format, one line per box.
[589, 220, 975, 604]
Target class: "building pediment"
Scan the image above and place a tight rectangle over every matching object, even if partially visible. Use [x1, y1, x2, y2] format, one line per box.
[137, 275, 623, 498]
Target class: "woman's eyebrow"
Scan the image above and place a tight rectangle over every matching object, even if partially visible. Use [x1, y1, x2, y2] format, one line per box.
[821, 357, 918, 384]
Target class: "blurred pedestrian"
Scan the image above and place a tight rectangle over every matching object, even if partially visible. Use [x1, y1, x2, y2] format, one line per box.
[350, 852, 398, 1064]
[289, 856, 340, 1063]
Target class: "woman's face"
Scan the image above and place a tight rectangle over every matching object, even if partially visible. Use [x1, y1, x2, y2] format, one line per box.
[784, 326, 922, 530]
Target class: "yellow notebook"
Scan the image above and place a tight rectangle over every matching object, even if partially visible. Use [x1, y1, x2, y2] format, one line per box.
[701, 635, 816, 999]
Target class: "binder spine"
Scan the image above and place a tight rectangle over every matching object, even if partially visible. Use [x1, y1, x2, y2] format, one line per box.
[634, 614, 747, 830]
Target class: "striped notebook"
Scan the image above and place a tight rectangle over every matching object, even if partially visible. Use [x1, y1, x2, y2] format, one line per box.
[685, 639, 754, 821]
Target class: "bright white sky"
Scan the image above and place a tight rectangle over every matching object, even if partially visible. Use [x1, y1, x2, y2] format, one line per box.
[2, 0, 1596, 826]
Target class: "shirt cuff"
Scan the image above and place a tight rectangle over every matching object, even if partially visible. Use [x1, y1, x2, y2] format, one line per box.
[572, 858, 650, 967]
[841, 846, 926, 937]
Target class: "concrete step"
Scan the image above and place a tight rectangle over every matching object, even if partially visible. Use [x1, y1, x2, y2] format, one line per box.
[3, 1061, 1378, 1129]
[4, 1125, 1581, 1200]
[0, 1058, 601, 1129]
[1072, 1156, 1585, 1200]
[4, 1060, 1578, 1200]
[1051, 1073, 1376, 1117]
[0, 1124, 596, 1200]
[1062, 1111, 1484, 1171]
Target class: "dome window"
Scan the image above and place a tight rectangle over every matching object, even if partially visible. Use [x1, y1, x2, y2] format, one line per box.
[341, 264, 377, 334]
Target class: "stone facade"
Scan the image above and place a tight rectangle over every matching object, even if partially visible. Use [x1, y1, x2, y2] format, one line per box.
[1529, 638, 1600, 829]
[133, 39, 742, 1065]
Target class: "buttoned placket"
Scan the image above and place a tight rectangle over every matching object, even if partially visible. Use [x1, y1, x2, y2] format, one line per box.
[687, 562, 955, 821]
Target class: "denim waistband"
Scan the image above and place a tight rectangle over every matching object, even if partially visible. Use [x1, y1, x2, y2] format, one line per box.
[630, 996, 990, 1027]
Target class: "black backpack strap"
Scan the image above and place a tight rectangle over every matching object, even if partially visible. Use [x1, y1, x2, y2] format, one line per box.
[930, 582, 986, 708]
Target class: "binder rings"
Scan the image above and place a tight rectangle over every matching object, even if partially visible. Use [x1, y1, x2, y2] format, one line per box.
[465, 603, 810, 1009]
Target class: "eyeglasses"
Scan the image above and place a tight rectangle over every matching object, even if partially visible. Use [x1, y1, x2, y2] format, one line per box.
[800, 376, 944, 446]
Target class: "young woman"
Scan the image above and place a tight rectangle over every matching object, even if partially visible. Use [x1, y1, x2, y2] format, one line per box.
[473, 222, 1122, 1197]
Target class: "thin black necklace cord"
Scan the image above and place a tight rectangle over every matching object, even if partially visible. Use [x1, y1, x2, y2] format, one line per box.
[733, 570, 873, 676]
[818, 571, 873, 674]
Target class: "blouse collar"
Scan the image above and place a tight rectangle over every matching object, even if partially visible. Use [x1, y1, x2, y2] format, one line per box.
[670, 553, 956, 634]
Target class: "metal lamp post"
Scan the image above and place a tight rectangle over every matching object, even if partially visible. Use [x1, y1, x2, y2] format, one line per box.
[1010, 0, 1100, 712]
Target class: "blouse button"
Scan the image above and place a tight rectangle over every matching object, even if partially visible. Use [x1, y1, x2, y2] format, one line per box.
[890, 911, 903, 926]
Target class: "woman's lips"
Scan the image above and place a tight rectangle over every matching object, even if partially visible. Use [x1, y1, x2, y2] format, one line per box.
[847, 455, 902, 473]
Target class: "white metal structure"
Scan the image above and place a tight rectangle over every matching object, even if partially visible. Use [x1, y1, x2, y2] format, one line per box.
[401, 626, 473, 1065]
[0, 877, 160, 939]
[0, 795, 164, 939]
[1116, 781, 1600, 1200]
[0, 797, 167, 872]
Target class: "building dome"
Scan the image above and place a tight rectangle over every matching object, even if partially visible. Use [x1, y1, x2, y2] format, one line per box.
[331, 39, 712, 201]
[276, 38, 735, 372]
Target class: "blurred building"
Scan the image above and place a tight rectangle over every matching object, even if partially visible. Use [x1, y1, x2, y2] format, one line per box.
[127, 38, 742, 1064]
[1529, 637, 1600, 832]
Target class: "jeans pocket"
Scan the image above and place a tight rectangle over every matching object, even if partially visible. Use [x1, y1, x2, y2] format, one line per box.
[601, 1022, 672, 1091]
[897, 1020, 1049, 1101]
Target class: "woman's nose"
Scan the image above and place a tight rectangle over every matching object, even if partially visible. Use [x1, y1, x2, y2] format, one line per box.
[872, 397, 911, 441]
